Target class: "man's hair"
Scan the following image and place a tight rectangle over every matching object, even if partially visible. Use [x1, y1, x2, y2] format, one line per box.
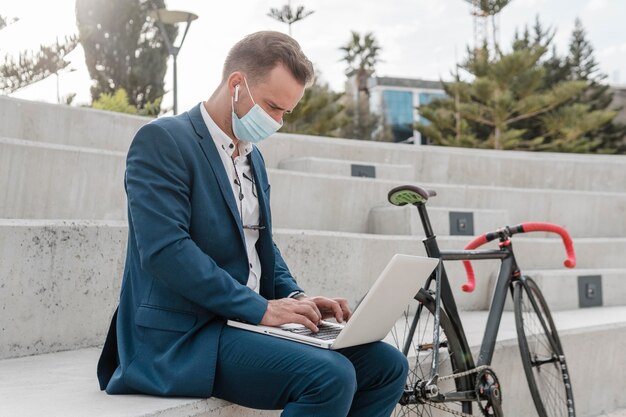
[222, 31, 315, 87]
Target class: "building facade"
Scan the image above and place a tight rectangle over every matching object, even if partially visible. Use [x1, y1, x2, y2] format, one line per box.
[368, 77, 445, 145]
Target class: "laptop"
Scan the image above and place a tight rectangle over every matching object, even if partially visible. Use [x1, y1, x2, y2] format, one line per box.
[227, 254, 439, 350]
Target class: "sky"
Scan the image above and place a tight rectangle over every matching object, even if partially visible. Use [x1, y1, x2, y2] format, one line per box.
[1, 0, 625, 114]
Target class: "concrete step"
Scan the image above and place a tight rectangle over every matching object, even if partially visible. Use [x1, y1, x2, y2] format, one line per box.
[259, 133, 626, 193]
[2, 221, 625, 359]
[368, 205, 509, 236]
[0, 95, 145, 152]
[0, 219, 127, 360]
[3, 137, 624, 240]
[385, 307, 626, 417]
[502, 268, 626, 311]
[456, 307, 626, 417]
[1, 308, 623, 417]
[267, 169, 626, 238]
[2, 97, 624, 194]
[278, 156, 414, 180]
[0, 347, 279, 417]
[0, 137, 127, 219]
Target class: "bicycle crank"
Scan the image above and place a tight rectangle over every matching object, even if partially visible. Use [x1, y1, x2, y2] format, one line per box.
[475, 368, 503, 417]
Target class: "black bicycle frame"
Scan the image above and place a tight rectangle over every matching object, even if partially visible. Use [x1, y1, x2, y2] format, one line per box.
[416, 205, 521, 374]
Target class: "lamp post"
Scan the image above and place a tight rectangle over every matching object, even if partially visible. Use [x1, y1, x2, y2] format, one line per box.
[148, 8, 198, 115]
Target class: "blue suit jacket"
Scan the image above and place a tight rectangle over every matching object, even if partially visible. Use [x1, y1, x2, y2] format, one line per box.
[97, 104, 303, 397]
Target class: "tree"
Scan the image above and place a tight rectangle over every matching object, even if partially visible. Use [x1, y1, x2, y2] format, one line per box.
[76, 0, 176, 113]
[418, 15, 621, 153]
[267, 1, 314, 37]
[0, 36, 78, 95]
[339, 31, 382, 140]
[464, 0, 514, 56]
[281, 75, 348, 137]
[0, 15, 19, 31]
[418, 45, 594, 150]
[340, 31, 381, 95]
[511, 17, 626, 153]
[565, 18, 626, 153]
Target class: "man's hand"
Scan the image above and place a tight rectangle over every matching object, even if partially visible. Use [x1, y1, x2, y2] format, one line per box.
[306, 296, 352, 323]
[260, 297, 323, 332]
[259, 296, 352, 332]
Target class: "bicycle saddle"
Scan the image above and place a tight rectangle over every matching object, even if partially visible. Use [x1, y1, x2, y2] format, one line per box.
[388, 184, 437, 206]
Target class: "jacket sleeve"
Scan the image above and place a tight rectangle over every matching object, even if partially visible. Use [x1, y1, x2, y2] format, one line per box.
[125, 123, 268, 324]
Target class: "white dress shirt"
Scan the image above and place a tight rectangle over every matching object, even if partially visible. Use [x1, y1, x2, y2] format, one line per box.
[200, 103, 262, 293]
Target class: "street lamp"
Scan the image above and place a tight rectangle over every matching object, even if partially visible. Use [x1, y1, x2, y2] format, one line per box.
[148, 8, 198, 115]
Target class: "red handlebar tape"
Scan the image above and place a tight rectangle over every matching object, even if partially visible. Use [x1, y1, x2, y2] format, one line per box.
[460, 222, 576, 293]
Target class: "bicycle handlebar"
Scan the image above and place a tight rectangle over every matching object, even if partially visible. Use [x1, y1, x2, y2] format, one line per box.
[460, 222, 576, 293]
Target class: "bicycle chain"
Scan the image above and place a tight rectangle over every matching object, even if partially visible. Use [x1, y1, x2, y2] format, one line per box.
[419, 365, 493, 417]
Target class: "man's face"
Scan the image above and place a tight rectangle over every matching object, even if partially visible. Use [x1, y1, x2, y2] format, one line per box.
[235, 64, 306, 125]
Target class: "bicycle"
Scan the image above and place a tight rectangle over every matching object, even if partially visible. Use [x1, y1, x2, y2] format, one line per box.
[386, 184, 577, 417]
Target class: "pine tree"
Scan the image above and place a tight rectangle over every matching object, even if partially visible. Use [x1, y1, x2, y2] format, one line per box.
[76, 0, 176, 114]
[281, 74, 348, 137]
[566, 18, 626, 153]
[0, 36, 78, 95]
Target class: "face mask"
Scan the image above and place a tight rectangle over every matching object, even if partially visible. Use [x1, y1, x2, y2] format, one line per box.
[231, 77, 282, 144]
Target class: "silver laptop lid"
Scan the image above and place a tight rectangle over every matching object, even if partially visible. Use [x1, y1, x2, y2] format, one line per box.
[331, 254, 439, 349]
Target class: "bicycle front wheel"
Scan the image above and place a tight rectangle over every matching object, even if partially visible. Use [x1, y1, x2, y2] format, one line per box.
[389, 289, 473, 417]
[513, 276, 575, 417]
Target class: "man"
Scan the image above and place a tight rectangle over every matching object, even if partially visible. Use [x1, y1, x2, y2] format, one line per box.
[97, 31, 408, 417]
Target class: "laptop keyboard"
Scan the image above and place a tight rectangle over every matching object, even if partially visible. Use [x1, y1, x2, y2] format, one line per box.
[282, 322, 343, 340]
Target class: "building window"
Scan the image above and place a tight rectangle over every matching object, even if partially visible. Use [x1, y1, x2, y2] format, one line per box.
[382, 90, 414, 142]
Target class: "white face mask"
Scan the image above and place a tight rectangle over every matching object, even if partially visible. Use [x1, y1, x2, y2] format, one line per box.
[231, 77, 282, 144]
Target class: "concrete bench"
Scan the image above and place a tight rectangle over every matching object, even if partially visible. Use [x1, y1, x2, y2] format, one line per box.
[259, 133, 626, 193]
[368, 205, 509, 236]
[3, 220, 626, 359]
[278, 156, 414, 180]
[267, 169, 626, 238]
[1, 308, 624, 417]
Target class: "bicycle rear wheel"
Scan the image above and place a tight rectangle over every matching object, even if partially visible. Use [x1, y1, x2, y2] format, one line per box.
[513, 277, 575, 417]
[389, 289, 473, 417]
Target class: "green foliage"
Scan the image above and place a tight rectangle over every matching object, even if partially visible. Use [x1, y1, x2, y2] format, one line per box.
[92, 89, 137, 114]
[339, 31, 385, 140]
[282, 77, 348, 137]
[92, 88, 161, 117]
[267, 3, 314, 36]
[418, 16, 623, 153]
[0, 36, 78, 94]
[76, 0, 176, 113]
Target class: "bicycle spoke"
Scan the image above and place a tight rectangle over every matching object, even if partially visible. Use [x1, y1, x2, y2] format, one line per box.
[515, 278, 574, 417]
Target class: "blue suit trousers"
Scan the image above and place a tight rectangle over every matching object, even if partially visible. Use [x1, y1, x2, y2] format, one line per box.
[213, 325, 409, 417]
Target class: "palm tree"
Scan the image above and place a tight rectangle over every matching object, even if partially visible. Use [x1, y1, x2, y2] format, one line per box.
[340, 31, 381, 96]
[339, 31, 382, 139]
[267, 1, 314, 37]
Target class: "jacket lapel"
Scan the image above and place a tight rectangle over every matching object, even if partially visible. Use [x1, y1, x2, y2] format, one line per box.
[187, 104, 245, 244]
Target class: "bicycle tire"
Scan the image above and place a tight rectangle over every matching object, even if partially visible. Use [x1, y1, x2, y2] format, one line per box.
[390, 289, 473, 417]
[513, 277, 575, 417]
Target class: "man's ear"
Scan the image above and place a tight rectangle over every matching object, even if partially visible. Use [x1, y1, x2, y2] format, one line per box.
[227, 72, 244, 100]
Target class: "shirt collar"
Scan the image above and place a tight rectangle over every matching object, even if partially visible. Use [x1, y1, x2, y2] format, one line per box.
[200, 102, 253, 158]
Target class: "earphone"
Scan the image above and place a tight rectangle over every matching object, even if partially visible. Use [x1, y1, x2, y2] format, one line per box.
[234, 84, 240, 102]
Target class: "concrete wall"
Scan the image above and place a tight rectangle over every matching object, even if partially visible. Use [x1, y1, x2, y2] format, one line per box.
[0, 137, 126, 219]
[259, 133, 626, 193]
[8, 221, 625, 359]
[0, 96, 147, 152]
[268, 170, 626, 238]
[2, 97, 624, 194]
[0, 220, 126, 360]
